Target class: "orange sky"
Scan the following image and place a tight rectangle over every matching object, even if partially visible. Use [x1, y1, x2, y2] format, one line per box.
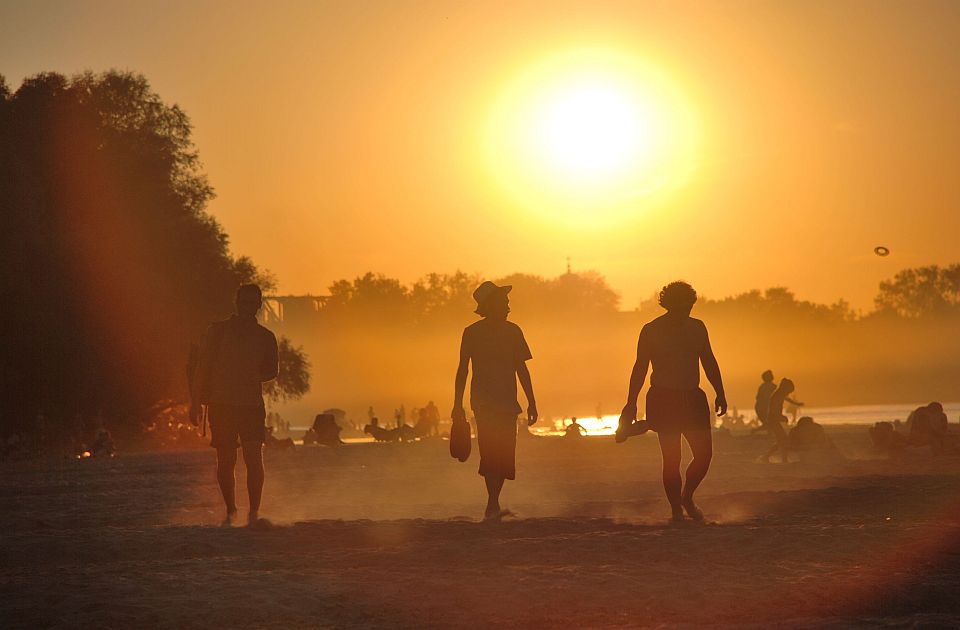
[3, 1, 959, 309]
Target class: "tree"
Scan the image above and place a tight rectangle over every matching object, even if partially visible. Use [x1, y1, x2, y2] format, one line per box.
[874, 264, 960, 318]
[0, 71, 280, 442]
[263, 337, 311, 405]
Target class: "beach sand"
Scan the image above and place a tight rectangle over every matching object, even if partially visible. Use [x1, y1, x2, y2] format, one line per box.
[4, 426, 960, 628]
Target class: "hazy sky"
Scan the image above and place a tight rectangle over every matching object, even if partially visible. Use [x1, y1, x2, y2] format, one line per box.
[3, 0, 959, 309]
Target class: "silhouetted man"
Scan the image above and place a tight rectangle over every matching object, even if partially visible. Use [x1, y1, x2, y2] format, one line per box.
[197, 284, 278, 527]
[617, 281, 726, 522]
[452, 281, 538, 521]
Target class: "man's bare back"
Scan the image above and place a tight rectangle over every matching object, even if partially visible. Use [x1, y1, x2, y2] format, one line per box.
[640, 314, 709, 390]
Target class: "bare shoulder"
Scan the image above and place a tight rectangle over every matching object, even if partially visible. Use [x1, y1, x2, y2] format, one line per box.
[463, 319, 483, 334]
[643, 314, 670, 332]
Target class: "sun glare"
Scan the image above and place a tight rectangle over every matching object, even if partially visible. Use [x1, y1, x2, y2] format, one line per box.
[485, 49, 698, 225]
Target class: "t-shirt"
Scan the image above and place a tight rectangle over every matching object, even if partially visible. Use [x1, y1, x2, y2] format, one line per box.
[461, 318, 532, 414]
[202, 315, 279, 407]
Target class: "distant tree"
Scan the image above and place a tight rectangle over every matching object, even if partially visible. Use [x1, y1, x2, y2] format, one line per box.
[0, 71, 280, 441]
[263, 337, 311, 405]
[874, 264, 960, 318]
[694, 287, 854, 323]
[409, 271, 481, 320]
[494, 271, 619, 318]
[327, 272, 408, 316]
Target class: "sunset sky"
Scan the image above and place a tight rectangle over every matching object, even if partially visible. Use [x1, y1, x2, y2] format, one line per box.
[3, 1, 959, 309]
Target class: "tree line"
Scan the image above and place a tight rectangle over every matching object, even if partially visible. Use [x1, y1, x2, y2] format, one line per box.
[0, 71, 308, 450]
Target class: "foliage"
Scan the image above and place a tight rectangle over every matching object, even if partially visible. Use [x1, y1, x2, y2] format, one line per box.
[0, 71, 274, 440]
[263, 337, 311, 405]
[874, 264, 960, 318]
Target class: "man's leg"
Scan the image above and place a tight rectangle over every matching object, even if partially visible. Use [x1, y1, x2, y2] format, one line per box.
[215, 447, 238, 524]
[484, 475, 505, 519]
[241, 441, 264, 523]
[681, 429, 713, 521]
[657, 432, 684, 521]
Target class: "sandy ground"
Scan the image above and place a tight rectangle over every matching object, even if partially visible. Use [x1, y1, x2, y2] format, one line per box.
[4, 426, 960, 629]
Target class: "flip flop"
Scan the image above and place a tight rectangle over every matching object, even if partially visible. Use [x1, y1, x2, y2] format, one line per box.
[615, 420, 649, 443]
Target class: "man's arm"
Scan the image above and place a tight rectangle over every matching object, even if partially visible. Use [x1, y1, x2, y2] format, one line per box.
[785, 397, 804, 406]
[451, 332, 469, 422]
[700, 327, 727, 416]
[260, 333, 279, 383]
[620, 330, 651, 423]
[517, 361, 538, 425]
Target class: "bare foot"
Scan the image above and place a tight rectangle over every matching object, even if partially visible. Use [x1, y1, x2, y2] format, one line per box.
[615, 420, 649, 443]
[682, 497, 704, 522]
[670, 507, 685, 523]
[220, 510, 238, 528]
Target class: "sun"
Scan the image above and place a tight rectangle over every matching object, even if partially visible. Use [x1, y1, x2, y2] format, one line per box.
[534, 79, 651, 182]
[484, 49, 698, 225]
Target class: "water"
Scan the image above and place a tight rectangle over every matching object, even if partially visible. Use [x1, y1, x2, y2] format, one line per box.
[283, 402, 960, 440]
[538, 401, 960, 437]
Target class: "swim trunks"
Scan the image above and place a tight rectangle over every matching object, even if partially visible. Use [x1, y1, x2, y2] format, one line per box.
[645, 387, 711, 434]
[475, 411, 518, 480]
[208, 403, 266, 448]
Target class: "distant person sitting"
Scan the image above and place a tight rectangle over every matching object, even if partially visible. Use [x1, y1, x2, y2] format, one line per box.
[413, 407, 439, 438]
[364, 417, 393, 442]
[564, 418, 586, 439]
[869, 421, 909, 454]
[303, 413, 343, 447]
[452, 281, 538, 521]
[363, 417, 416, 442]
[264, 426, 295, 450]
[907, 402, 952, 454]
[196, 284, 279, 528]
[617, 281, 727, 522]
[787, 416, 840, 461]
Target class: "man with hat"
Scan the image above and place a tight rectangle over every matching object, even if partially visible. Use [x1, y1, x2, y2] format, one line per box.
[452, 281, 538, 520]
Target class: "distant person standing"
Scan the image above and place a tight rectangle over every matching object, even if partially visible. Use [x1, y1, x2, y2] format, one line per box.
[761, 378, 803, 463]
[196, 284, 279, 528]
[617, 281, 727, 522]
[754, 370, 776, 430]
[452, 281, 538, 521]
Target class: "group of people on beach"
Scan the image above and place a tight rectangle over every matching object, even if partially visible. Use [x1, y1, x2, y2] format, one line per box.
[870, 402, 954, 455]
[196, 278, 952, 527]
[194, 280, 729, 526]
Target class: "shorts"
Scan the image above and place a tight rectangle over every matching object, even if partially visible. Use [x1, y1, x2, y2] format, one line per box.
[645, 387, 711, 434]
[208, 403, 266, 449]
[474, 411, 519, 480]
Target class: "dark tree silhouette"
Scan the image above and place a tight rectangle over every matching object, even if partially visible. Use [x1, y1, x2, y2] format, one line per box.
[0, 71, 281, 445]
[264, 337, 311, 405]
[874, 264, 960, 318]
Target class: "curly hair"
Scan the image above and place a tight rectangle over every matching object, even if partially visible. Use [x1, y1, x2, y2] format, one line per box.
[658, 281, 697, 311]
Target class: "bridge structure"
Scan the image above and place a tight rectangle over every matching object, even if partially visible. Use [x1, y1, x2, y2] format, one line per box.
[259, 295, 329, 326]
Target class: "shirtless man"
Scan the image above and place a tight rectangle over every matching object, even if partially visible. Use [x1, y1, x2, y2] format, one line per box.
[616, 281, 727, 522]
